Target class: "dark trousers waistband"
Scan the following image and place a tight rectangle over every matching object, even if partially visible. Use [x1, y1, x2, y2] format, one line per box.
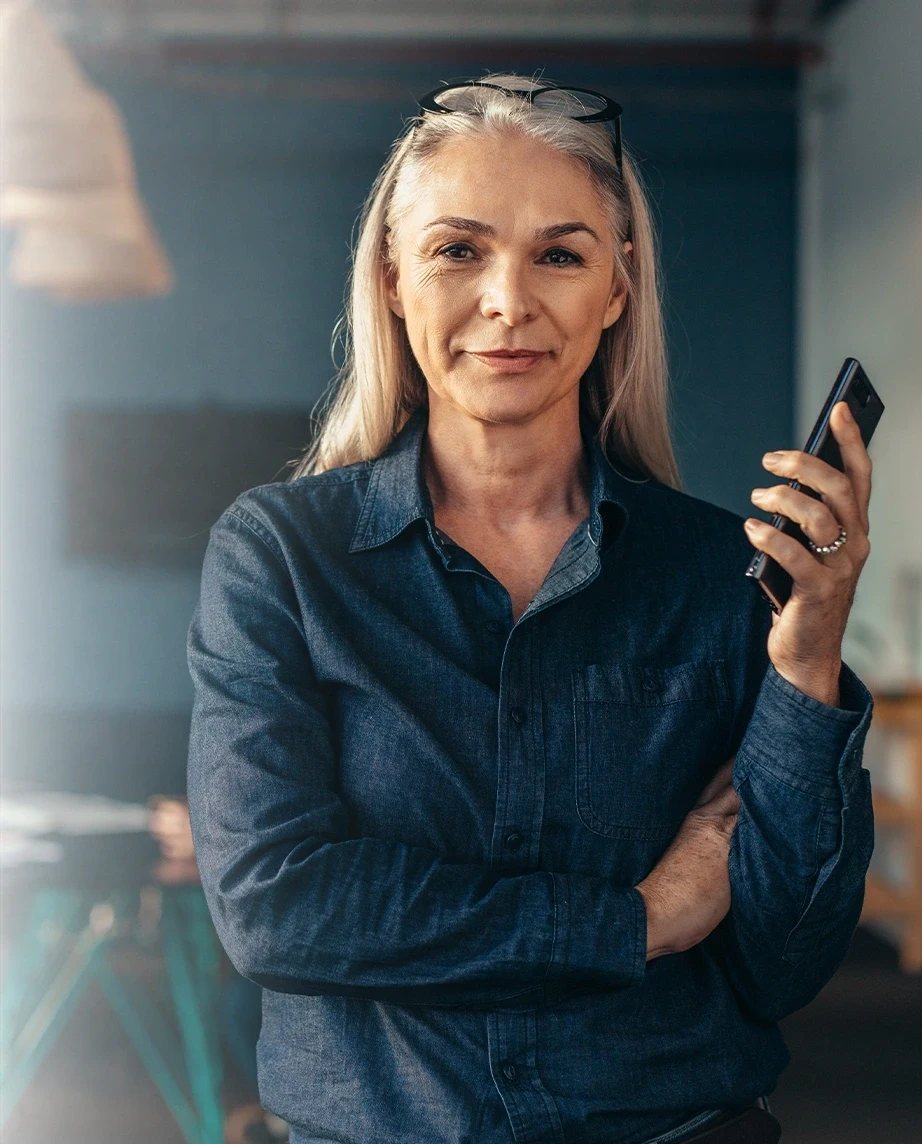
[668, 1106, 781, 1144]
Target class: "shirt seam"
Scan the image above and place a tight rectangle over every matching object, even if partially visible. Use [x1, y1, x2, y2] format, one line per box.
[630, 886, 647, 981]
[226, 506, 287, 569]
[544, 873, 560, 991]
[286, 463, 372, 489]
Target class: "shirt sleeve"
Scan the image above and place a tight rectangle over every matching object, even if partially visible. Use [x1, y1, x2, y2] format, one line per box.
[186, 507, 646, 1008]
[710, 606, 875, 1022]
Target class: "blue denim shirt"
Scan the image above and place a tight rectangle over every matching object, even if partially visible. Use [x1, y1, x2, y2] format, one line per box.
[187, 408, 874, 1144]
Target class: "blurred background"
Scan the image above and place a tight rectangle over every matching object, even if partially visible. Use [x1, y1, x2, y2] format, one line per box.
[0, 1, 920, 1142]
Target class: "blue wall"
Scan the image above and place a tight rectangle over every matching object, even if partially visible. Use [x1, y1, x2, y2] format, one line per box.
[0, 57, 798, 795]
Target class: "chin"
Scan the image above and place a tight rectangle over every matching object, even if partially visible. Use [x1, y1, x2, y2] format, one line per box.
[462, 398, 548, 427]
[444, 379, 568, 427]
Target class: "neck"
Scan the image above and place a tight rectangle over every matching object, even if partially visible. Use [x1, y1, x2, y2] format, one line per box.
[422, 392, 590, 529]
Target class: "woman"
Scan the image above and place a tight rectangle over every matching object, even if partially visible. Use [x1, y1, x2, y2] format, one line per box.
[187, 75, 875, 1144]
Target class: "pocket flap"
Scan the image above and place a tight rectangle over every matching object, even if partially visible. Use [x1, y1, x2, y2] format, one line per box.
[577, 659, 729, 714]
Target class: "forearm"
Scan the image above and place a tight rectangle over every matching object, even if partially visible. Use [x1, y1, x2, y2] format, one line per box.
[712, 660, 874, 1020]
[188, 688, 647, 1008]
[188, 508, 649, 1007]
[194, 819, 647, 1007]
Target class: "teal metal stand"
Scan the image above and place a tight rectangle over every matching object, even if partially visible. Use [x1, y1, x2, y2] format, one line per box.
[0, 885, 225, 1143]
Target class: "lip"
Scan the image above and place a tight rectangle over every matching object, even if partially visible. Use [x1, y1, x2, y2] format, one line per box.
[468, 350, 548, 374]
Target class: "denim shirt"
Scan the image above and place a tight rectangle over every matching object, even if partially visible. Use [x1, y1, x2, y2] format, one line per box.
[187, 408, 874, 1144]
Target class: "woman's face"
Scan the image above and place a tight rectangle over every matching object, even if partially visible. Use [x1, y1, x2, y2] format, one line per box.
[385, 131, 630, 428]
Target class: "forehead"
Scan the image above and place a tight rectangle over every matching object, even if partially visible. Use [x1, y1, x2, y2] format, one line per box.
[404, 132, 607, 229]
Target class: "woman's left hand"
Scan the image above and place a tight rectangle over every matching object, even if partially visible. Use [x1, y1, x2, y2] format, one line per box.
[744, 400, 873, 707]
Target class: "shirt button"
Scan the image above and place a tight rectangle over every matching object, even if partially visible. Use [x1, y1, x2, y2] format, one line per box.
[505, 832, 523, 850]
[485, 620, 502, 634]
[642, 671, 660, 693]
[502, 1063, 518, 1082]
[509, 706, 526, 725]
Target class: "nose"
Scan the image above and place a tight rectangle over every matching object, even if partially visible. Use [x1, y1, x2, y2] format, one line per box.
[479, 257, 539, 326]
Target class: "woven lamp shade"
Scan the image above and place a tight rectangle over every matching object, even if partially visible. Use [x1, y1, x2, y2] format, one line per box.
[0, 2, 173, 300]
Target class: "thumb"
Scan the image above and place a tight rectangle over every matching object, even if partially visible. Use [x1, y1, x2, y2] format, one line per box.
[698, 783, 741, 820]
[694, 756, 736, 807]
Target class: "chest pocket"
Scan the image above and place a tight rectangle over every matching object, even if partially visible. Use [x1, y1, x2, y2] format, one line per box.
[572, 660, 732, 841]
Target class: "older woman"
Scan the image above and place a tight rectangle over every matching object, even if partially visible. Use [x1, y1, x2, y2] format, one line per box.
[187, 76, 875, 1144]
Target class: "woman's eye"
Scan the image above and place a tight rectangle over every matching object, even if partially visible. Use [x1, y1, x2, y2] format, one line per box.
[543, 248, 582, 266]
[437, 243, 476, 261]
[434, 244, 582, 265]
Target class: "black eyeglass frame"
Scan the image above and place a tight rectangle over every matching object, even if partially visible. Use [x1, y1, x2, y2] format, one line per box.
[416, 80, 624, 179]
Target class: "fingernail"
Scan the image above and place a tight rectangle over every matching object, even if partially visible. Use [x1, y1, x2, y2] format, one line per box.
[744, 518, 758, 531]
[763, 452, 781, 463]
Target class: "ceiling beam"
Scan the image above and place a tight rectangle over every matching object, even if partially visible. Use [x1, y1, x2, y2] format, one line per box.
[82, 36, 821, 70]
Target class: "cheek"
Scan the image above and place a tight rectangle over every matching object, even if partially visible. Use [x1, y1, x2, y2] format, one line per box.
[404, 276, 471, 355]
[552, 290, 609, 351]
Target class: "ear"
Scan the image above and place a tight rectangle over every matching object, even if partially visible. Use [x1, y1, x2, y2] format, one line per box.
[384, 257, 405, 319]
[602, 240, 633, 330]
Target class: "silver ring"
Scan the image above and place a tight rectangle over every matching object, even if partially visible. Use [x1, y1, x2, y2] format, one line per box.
[807, 525, 848, 555]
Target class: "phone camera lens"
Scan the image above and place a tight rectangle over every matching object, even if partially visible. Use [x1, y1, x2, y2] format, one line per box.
[853, 378, 871, 408]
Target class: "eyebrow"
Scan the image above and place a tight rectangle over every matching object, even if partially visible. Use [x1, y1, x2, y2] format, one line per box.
[421, 216, 602, 244]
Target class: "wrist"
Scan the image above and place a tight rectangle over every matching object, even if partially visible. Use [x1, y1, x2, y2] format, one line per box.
[636, 880, 671, 961]
[771, 658, 842, 707]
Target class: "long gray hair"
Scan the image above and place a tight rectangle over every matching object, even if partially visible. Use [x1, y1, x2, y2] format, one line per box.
[288, 73, 681, 489]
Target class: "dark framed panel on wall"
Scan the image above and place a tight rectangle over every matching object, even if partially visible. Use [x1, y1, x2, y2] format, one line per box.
[64, 406, 316, 568]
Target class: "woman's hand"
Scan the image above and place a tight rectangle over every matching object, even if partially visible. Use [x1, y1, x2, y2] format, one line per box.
[744, 401, 873, 706]
[635, 760, 739, 960]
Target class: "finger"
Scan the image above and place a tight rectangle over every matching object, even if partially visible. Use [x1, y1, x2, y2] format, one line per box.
[761, 446, 863, 543]
[697, 783, 740, 819]
[829, 401, 872, 535]
[694, 758, 736, 806]
[744, 517, 846, 591]
[751, 483, 844, 549]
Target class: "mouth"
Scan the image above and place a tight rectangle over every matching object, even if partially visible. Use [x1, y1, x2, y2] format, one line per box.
[467, 350, 549, 374]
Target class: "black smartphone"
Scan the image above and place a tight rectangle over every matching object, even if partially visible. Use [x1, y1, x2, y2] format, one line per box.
[745, 358, 884, 614]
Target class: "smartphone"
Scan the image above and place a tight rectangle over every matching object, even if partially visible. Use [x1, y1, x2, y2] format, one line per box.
[745, 358, 884, 614]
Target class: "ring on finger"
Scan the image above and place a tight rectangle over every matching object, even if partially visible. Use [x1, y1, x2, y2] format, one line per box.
[806, 525, 848, 556]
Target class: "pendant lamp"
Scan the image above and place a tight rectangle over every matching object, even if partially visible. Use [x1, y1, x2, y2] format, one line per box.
[0, 2, 173, 300]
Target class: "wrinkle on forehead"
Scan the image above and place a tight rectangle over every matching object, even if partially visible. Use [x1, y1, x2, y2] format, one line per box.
[388, 130, 614, 254]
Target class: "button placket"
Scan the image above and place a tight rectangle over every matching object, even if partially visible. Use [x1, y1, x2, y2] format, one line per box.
[488, 1012, 565, 1143]
[491, 626, 542, 875]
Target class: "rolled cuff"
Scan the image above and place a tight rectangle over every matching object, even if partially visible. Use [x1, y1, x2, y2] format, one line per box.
[548, 874, 647, 989]
[737, 660, 873, 801]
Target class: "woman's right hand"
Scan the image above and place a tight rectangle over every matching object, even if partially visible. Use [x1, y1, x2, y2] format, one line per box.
[635, 759, 740, 961]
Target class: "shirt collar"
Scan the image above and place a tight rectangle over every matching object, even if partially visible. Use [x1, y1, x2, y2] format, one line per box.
[349, 406, 650, 554]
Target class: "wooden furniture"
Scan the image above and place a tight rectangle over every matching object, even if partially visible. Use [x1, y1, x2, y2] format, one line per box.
[861, 687, 922, 972]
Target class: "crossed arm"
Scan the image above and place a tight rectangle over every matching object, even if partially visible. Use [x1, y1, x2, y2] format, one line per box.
[188, 506, 873, 1019]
